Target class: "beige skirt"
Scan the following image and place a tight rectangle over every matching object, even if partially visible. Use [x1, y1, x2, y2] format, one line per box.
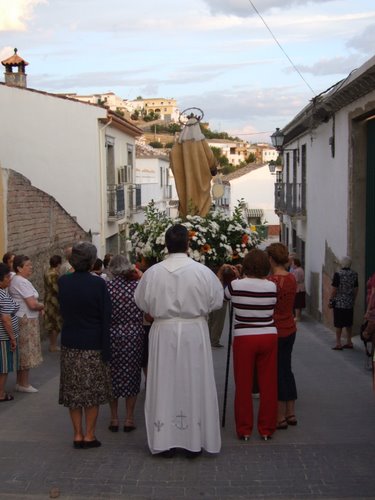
[18, 316, 43, 370]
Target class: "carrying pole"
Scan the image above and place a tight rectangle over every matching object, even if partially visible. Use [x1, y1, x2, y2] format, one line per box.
[221, 304, 233, 428]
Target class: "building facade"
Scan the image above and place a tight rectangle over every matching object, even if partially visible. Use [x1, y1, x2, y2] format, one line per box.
[0, 78, 142, 258]
[274, 55, 375, 330]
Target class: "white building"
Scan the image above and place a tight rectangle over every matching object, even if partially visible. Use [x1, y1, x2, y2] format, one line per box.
[126, 97, 181, 123]
[225, 165, 280, 229]
[207, 139, 251, 166]
[274, 54, 375, 329]
[135, 143, 178, 222]
[62, 91, 131, 118]
[0, 54, 143, 258]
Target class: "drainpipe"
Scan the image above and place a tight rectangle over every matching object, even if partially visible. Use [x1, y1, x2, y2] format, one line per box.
[97, 115, 113, 256]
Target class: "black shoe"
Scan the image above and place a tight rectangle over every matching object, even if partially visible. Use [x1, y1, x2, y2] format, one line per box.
[73, 440, 83, 449]
[123, 425, 136, 432]
[156, 448, 177, 458]
[82, 439, 101, 449]
[108, 424, 119, 432]
[239, 435, 251, 441]
[261, 435, 272, 441]
[185, 449, 202, 459]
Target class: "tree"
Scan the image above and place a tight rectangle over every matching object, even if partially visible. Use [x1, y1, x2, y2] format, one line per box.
[131, 109, 140, 120]
[149, 141, 163, 148]
[246, 152, 256, 163]
[210, 146, 230, 168]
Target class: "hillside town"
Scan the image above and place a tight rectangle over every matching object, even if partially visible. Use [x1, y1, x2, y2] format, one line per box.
[0, 30, 374, 500]
[1, 48, 375, 335]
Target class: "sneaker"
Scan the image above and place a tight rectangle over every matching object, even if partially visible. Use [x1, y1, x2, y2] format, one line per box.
[15, 384, 38, 393]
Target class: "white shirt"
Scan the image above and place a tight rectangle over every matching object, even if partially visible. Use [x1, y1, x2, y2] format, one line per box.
[8, 275, 40, 319]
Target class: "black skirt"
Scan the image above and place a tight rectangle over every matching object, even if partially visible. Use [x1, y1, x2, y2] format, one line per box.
[333, 308, 354, 328]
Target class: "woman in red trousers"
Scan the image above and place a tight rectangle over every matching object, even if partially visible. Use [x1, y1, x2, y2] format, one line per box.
[225, 249, 278, 441]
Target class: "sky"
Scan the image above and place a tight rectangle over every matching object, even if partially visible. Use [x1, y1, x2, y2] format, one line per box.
[0, 0, 374, 143]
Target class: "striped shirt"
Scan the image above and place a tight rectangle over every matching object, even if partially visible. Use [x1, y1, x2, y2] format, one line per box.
[224, 277, 277, 336]
[0, 288, 20, 341]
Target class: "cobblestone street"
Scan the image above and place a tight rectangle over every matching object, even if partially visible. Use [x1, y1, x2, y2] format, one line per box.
[0, 315, 374, 499]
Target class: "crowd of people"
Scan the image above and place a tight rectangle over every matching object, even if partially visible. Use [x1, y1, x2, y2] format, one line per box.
[0, 233, 373, 456]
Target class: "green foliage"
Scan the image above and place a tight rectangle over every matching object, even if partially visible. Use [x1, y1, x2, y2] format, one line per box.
[201, 126, 240, 141]
[130, 109, 140, 120]
[221, 165, 236, 175]
[143, 110, 161, 122]
[247, 152, 256, 163]
[128, 200, 263, 267]
[210, 146, 230, 168]
[149, 141, 164, 148]
[164, 142, 174, 149]
[115, 107, 124, 118]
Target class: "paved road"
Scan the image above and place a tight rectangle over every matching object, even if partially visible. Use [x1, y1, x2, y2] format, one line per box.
[0, 315, 374, 499]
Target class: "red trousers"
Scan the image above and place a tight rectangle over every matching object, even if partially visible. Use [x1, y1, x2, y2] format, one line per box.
[233, 334, 278, 437]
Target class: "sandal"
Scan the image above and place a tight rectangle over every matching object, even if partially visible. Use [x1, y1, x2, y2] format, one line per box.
[276, 419, 288, 430]
[123, 420, 136, 432]
[286, 415, 298, 426]
[0, 393, 14, 402]
[108, 419, 119, 432]
[342, 343, 354, 349]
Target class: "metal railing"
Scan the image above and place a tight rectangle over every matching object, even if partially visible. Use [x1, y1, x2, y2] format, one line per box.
[107, 184, 126, 219]
[164, 185, 172, 199]
[274, 182, 306, 216]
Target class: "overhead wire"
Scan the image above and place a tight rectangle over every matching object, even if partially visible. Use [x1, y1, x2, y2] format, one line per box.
[247, 0, 316, 96]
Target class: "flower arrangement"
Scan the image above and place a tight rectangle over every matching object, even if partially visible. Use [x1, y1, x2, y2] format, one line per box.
[128, 200, 262, 268]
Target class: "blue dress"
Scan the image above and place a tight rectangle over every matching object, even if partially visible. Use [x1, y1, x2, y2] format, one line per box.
[107, 276, 144, 398]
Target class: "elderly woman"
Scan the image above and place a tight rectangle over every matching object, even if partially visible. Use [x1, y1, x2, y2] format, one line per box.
[0, 263, 19, 402]
[225, 249, 278, 441]
[266, 243, 297, 430]
[106, 255, 144, 433]
[9, 255, 44, 393]
[58, 242, 112, 449]
[329, 256, 358, 350]
[44, 255, 63, 352]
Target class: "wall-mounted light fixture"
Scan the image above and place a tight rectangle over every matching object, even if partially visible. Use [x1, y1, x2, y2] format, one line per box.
[271, 128, 299, 162]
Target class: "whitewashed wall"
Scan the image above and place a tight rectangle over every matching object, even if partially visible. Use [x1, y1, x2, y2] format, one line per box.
[0, 84, 106, 235]
[282, 88, 375, 311]
[229, 165, 279, 225]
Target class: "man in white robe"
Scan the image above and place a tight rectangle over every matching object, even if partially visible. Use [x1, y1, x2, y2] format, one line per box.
[134, 224, 224, 457]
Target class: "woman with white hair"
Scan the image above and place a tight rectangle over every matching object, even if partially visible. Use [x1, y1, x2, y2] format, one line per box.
[329, 256, 358, 350]
[106, 255, 144, 433]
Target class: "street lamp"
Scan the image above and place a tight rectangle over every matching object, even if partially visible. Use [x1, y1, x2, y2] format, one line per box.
[270, 128, 285, 150]
[268, 161, 276, 174]
[271, 127, 299, 162]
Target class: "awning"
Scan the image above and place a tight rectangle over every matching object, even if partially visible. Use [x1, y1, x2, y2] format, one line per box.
[247, 208, 264, 218]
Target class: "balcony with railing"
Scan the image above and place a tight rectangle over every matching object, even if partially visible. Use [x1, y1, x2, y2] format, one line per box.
[164, 184, 172, 199]
[107, 184, 126, 220]
[275, 182, 306, 217]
